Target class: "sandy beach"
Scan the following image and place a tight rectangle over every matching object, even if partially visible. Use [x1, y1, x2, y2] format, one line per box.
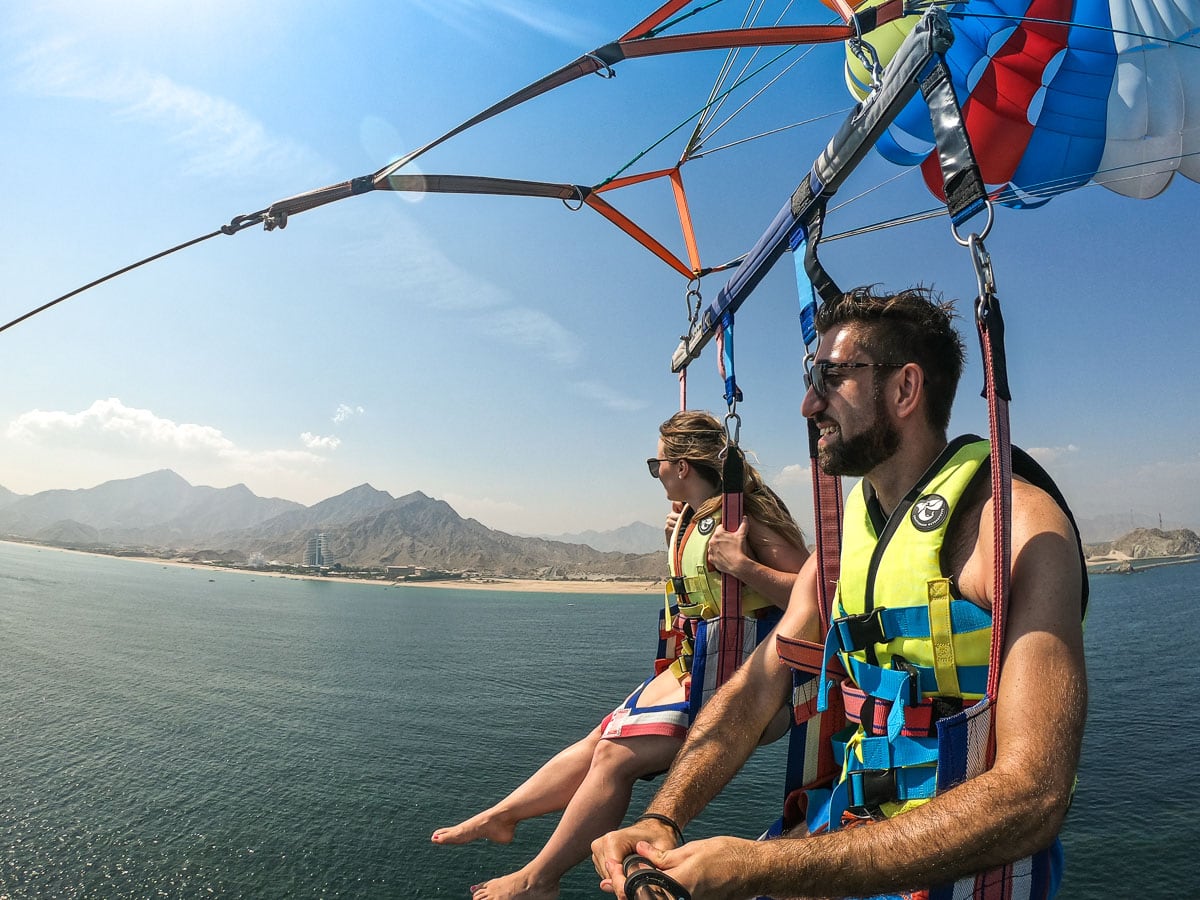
[0, 540, 662, 595]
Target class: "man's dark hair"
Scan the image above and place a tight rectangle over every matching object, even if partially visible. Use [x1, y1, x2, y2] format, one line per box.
[813, 285, 966, 433]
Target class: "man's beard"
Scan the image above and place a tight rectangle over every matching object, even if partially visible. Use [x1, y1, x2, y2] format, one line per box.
[817, 396, 900, 477]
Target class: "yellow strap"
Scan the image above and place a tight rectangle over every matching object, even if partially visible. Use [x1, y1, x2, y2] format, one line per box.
[928, 578, 960, 695]
[681, 570, 721, 618]
[668, 653, 692, 680]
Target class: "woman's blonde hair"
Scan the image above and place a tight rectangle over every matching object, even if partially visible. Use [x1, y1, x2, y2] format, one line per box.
[659, 410, 805, 551]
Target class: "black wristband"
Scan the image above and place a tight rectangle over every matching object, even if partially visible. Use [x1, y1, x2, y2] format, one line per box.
[635, 812, 685, 846]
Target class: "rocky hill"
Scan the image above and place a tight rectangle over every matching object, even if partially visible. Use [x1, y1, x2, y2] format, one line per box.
[0, 470, 301, 545]
[536, 521, 664, 554]
[0, 472, 664, 579]
[204, 487, 663, 578]
[1084, 527, 1200, 560]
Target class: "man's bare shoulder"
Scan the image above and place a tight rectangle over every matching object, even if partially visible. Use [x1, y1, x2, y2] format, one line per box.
[774, 552, 822, 644]
[956, 475, 1080, 608]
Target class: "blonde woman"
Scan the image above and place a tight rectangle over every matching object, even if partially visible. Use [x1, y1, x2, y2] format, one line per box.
[433, 410, 809, 900]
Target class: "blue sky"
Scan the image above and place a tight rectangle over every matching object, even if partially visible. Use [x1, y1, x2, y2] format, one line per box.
[1, 1, 1197, 540]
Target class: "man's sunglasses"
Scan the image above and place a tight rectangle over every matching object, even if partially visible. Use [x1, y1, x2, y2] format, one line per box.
[803, 355, 903, 397]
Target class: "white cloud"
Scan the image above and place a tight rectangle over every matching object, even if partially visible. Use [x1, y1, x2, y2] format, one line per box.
[1026, 444, 1079, 465]
[340, 207, 584, 366]
[13, 35, 328, 180]
[775, 462, 813, 487]
[341, 209, 508, 311]
[571, 380, 648, 413]
[6, 398, 326, 472]
[407, 0, 598, 44]
[301, 432, 341, 450]
[332, 404, 364, 424]
[489, 307, 581, 366]
[9, 398, 234, 453]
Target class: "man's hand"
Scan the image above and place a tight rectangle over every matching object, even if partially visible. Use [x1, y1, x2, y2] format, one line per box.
[592, 818, 681, 898]
[602, 836, 758, 900]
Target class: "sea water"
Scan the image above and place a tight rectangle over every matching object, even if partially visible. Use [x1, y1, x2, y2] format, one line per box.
[0, 540, 1191, 898]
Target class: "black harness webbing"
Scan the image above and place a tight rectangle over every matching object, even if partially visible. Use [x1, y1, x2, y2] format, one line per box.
[716, 444, 747, 687]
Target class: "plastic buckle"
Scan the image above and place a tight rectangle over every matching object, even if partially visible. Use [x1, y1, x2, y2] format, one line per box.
[833, 607, 888, 650]
[891, 655, 922, 707]
[850, 768, 898, 808]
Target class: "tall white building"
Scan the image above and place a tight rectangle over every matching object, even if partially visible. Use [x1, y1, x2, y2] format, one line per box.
[303, 533, 329, 568]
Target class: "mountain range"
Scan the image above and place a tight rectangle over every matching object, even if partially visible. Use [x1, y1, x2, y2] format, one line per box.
[0, 470, 664, 579]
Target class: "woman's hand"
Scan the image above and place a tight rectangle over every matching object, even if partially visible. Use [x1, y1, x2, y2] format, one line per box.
[706, 517, 751, 578]
[664, 501, 685, 546]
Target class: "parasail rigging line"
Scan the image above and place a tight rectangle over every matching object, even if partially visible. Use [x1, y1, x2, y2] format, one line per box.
[8, 1, 1197, 338]
[672, 5, 957, 372]
[688, 107, 853, 160]
[939, 8, 1200, 52]
[678, 0, 771, 159]
[820, 146, 1200, 243]
[595, 39, 814, 188]
[0, 2, 886, 335]
[684, 0, 805, 158]
[0, 229, 229, 337]
[691, 40, 820, 157]
[372, 0, 907, 190]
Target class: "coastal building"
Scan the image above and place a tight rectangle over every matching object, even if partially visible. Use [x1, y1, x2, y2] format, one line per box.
[303, 533, 330, 568]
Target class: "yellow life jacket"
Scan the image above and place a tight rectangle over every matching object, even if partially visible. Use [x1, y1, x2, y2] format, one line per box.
[830, 437, 993, 817]
[668, 507, 774, 619]
[662, 505, 773, 680]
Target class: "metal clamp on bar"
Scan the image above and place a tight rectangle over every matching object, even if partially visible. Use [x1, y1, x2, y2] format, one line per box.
[623, 854, 692, 900]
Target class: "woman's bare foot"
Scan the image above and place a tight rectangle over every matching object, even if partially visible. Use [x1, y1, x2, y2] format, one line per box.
[470, 868, 558, 900]
[431, 809, 518, 845]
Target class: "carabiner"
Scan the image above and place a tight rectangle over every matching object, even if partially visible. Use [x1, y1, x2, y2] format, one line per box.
[968, 233, 997, 312]
[723, 410, 741, 449]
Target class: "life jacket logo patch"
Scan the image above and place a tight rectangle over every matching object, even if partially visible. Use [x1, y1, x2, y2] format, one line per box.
[911, 494, 949, 532]
[697, 516, 716, 535]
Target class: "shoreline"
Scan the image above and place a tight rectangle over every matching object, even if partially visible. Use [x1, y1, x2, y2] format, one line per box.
[1085, 551, 1200, 574]
[0, 539, 661, 595]
[10, 539, 1195, 591]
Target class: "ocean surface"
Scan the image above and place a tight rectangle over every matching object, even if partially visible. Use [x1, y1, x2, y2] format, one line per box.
[0, 540, 1192, 898]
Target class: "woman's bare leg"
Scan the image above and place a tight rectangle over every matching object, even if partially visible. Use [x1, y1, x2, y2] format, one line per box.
[431, 726, 602, 845]
[471, 670, 687, 899]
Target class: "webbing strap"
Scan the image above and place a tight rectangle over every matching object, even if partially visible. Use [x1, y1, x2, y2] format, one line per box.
[830, 601, 991, 650]
[918, 59, 988, 227]
[841, 681, 977, 739]
[716, 445, 746, 687]
[789, 217, 844, 637]
[928, 579, 960, 696]
[715, 314, 742, 409]
[809, 420, 844, 634]
[977, 287, 1012, 702]
[800, 205, 842, 306]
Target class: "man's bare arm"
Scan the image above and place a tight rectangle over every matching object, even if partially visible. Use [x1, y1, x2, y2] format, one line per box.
[634, 484, 1087, 899]
[591, 555, 821, 892]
